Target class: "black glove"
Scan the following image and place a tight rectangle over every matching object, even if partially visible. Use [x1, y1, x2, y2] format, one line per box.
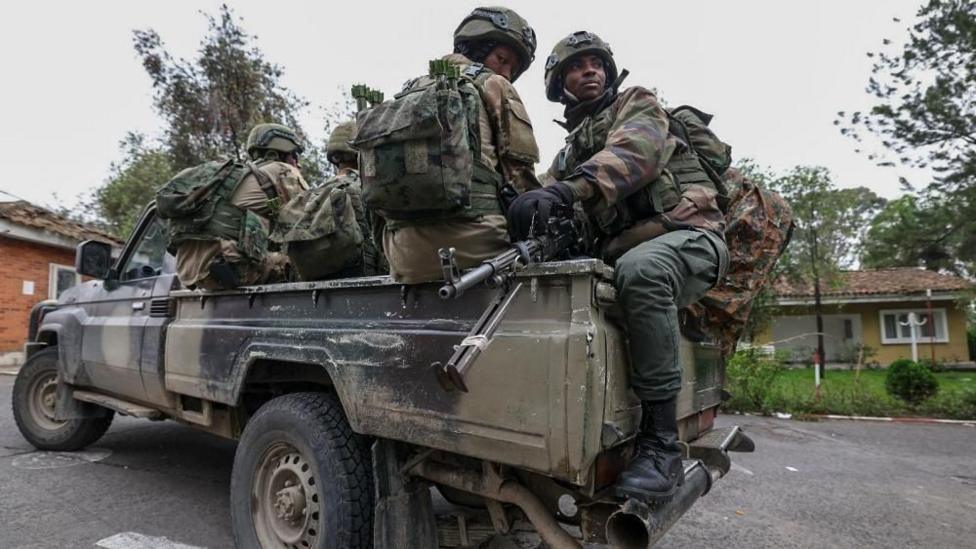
[505, 182, 575, 241]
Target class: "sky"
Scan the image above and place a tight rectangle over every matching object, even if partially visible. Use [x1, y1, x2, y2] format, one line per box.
[0, 0, 930, 212]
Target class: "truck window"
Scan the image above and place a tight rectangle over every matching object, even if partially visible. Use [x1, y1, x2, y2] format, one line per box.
[120, 217, 171, 281]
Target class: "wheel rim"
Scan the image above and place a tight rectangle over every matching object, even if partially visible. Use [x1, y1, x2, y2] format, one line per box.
[28, 371, 65, 430]
[252, 442, 322, 548]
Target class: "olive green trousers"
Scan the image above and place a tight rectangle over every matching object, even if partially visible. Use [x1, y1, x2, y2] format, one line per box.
[614, 230, 728, 402]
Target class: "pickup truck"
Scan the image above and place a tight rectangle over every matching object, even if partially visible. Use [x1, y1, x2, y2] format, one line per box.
[14, 205, 753, 549]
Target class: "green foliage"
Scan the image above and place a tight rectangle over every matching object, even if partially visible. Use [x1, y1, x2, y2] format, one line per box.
[94, 133, 175, 237]
[724, 349, 784, 413]
[132, 4, 312, 170]
[885, 359, 939, 405]
[728, 368, 974, 419]
[839, 0, 976, 276]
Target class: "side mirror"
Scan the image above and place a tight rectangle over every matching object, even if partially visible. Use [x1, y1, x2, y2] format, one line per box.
[75, 240, 113, 279]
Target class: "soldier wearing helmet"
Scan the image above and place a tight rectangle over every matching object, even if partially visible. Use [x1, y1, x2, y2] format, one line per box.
[175, 122, 309, 290]
[377, 6, 542, 284]
[272, 120, 385, 280]
[507, 32, 730, 504]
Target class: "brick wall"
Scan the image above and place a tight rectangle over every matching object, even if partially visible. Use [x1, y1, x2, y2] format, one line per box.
[0, 236, 76, 353]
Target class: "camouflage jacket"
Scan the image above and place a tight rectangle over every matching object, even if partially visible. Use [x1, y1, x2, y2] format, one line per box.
[176, 160, 308, 288]
[545, 86, 726, 259]
[378, 54, 541, 284]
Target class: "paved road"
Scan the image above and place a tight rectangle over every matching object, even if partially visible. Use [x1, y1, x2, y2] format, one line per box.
[1, 374, 974, 548]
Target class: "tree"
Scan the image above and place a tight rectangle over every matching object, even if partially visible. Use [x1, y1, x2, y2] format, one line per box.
[88, 5, 347, 234]
[94, 133, 175, 236]
[774, 166, 886, 377]
[132, 4, 315, 171]
[861, 194, 970, 274]
[837, 0, 975, 276]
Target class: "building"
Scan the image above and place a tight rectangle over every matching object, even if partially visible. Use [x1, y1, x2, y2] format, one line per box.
[760, 268, 974, 367]
[0, 201, 122, 366]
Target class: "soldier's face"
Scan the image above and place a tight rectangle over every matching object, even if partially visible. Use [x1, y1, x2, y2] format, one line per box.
[563, 54, 606, 101]
[483, 44, 521, 81]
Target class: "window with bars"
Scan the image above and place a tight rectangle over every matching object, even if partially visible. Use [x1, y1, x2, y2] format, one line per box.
[879, 309, 949, 344]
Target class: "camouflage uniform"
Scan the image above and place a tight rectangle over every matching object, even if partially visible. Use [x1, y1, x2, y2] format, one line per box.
[540, 37, 728, 403]
[686, 168, 794, 355]
[273, 121, 385, 280]
[377, 8, 541, 284]
[176, 126, 309, 290]
[510, 31, 737, 503]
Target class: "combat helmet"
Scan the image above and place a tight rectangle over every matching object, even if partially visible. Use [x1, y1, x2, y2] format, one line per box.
[454, 7, 537, 82]
[246, 123, 305, 159]
[544, 31, 618, 102]
[327, 121, 357, 165]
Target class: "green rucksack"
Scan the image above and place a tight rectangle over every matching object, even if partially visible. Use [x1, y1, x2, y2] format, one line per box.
[667, 105, 732, 209]
[271, 173, 366, 280]
[155, 158, 279, 263]
[351, 61, 503, 224]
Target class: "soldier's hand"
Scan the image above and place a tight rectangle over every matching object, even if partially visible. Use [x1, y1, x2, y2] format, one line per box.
[505, 182, 575, 240]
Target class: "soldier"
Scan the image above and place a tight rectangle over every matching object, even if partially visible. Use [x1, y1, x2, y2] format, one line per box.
[370, 6, 541, 283]
[173, 123, 309, 290]
[507, 32, 730, 503]
[273, 121, 385, 279]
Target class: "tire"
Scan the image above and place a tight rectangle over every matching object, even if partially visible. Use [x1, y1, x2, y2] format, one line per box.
[231, 392, 373, 549]
[12, 348, 114, 451]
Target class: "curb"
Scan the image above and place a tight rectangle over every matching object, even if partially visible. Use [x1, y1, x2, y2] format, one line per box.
[813, 413, 975, 427]
[0, 368, 20, 377]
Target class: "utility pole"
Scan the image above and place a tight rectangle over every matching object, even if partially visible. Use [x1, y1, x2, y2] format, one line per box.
[926, 288, 936, 365]
[810, 225, 826, 383]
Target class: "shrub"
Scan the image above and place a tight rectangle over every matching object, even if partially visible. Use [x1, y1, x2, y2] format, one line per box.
[724, 349, 784, 413]
[885, 359, 939, 405]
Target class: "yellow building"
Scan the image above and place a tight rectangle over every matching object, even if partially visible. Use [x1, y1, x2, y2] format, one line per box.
[757, 268, 973, 367]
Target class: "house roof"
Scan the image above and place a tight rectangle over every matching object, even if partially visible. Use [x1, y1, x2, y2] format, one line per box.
[0, 200, 123, 247]
[774, 268, 973, 301]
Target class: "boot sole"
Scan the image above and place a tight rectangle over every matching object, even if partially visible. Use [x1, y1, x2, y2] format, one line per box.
[614, 475, 685, 504]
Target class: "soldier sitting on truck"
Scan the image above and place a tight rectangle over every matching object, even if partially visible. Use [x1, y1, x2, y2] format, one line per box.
[157, 123, 309, 290]
[272, 120, 386, 280]
[353, 6, 541, 284]
[507, 32, 731, 504]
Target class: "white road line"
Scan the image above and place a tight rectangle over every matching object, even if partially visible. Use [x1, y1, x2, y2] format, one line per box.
[95, 532, 206, 549]
[731, 462, 754, 476]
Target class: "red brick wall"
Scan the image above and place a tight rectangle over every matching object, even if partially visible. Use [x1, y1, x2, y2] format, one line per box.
[0, 236, 76, 352]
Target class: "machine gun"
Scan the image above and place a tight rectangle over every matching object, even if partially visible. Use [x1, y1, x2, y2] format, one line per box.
[433, 210, 582, 392]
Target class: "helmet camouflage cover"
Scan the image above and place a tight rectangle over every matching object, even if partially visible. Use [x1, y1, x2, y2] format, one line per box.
[544, 31, 619, 102]
[327, 121, 358, 164]
[454, 6, 537, 82]
[245, 123, 305, 158]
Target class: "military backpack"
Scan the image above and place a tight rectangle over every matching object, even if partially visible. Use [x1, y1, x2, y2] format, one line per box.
[351, 61, 503, 225]
[271, 171, 367, 280]
[155, 159, 279, 264]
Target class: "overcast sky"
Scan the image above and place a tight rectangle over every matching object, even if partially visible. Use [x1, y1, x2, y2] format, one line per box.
[0, 0, 929, 211]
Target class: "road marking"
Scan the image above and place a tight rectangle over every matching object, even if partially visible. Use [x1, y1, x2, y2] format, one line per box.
[95, 532, 205, 549]
[11, 448, 111, 470]
[731, 462, 754, 476]
[785, 466, 798, 472]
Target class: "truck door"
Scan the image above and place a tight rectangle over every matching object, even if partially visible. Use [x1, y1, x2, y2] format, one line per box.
[82, 214, 170, 402]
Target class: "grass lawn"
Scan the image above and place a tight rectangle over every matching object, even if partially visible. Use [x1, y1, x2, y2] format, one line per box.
[727, 367, 976, 420]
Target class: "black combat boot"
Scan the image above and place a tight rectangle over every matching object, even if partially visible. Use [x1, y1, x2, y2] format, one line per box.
[614, 398, 684, 503]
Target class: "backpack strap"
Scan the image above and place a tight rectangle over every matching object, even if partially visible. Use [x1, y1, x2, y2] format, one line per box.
[246, 161, 282, 213]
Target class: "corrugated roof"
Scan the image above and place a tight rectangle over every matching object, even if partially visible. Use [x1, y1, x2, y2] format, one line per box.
[0, 200, 123, 245]
[774, 268, 973, 298]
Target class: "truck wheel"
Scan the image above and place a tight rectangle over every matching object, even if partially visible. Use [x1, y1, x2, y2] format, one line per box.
[12, 348, 114, 451]
[231, 392, 373, 549]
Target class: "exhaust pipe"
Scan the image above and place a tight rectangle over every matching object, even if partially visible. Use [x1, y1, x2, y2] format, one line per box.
[606, 460, 716, 549]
